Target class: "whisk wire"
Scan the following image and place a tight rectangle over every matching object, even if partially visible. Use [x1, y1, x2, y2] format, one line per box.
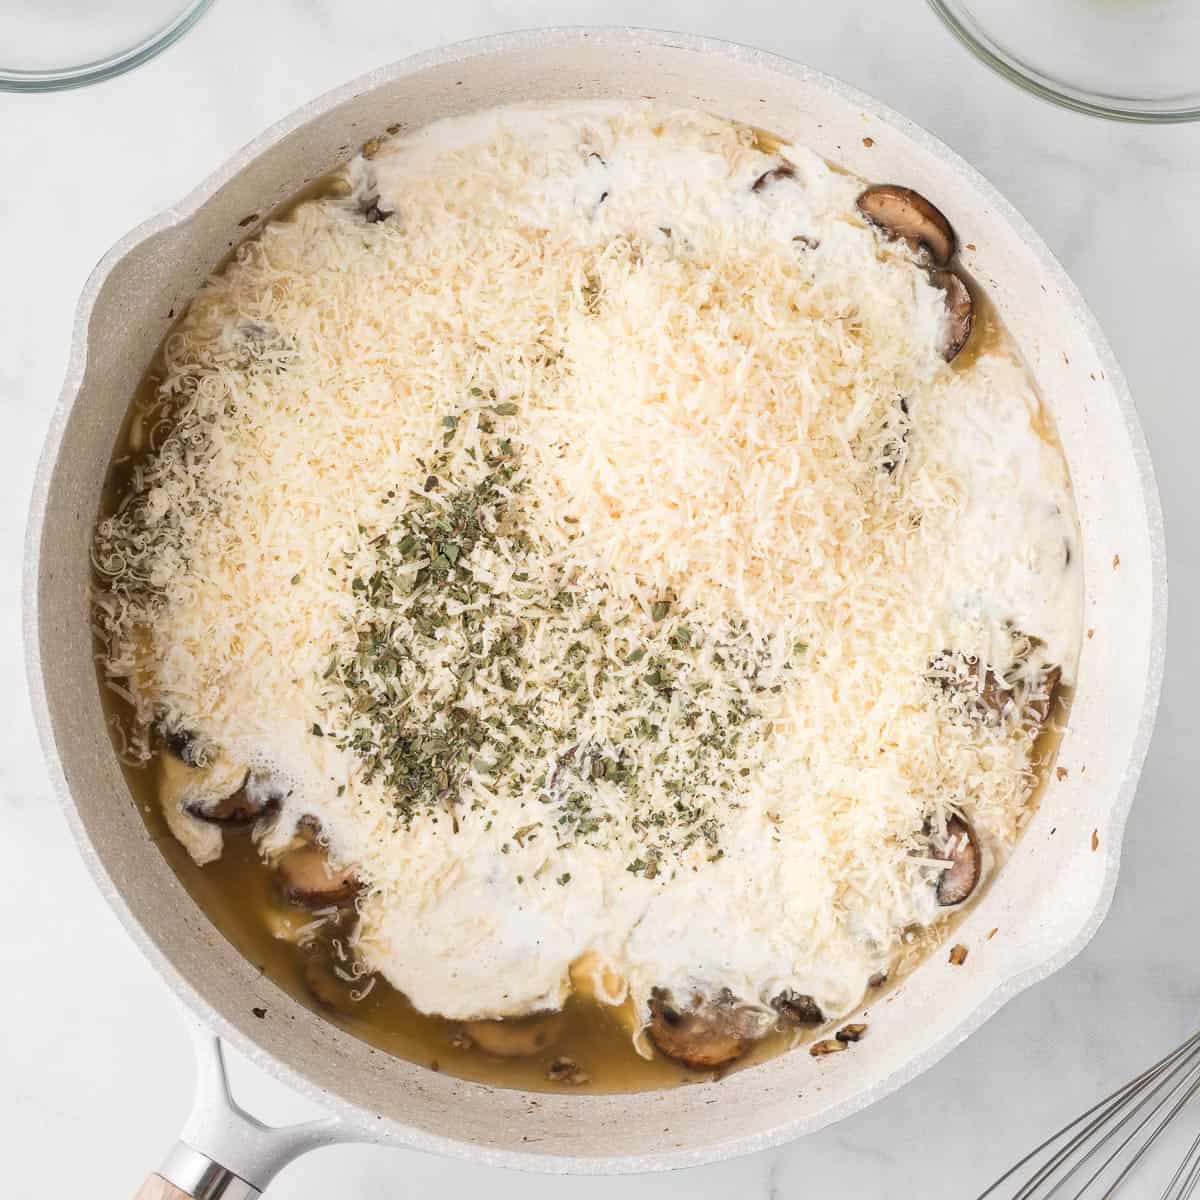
[1011, 1063, 1174, 1200]
[978, 1031, 1200, 1200]
[1090, 1056, 1200, 1197]
[1181, 1148, 1200, 1199]
[1162, 1126, 1200, 1200]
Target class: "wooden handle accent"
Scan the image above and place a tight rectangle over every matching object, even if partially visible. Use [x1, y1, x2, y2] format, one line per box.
[134, 1175, 192, 1200]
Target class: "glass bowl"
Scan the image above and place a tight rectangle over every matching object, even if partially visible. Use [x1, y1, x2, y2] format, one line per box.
[0, 0, 214, 93]
[928, 0, 1200, 122]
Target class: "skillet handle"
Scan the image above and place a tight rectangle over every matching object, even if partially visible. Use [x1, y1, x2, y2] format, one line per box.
[154, 1020, 347, 1197]
[151, 1019, 344, 1195]
[139, 1144, 259, 1199]
[134, 1177, 192, 1199]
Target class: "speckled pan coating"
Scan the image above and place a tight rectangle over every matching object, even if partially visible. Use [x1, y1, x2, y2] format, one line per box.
[23, 28, 1166, 1175]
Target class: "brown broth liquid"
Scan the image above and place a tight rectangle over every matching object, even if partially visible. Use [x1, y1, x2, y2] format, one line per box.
[110, 717, 806, 1092]
[95, 131, 1075, 1096]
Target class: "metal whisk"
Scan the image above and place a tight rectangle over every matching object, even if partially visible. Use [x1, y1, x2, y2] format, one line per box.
[979, 1030, 1200, 1199]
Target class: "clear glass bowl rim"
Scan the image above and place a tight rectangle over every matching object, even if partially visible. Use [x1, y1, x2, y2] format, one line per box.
[0, 0, 214, 93]
[927, 0, 1200, 123]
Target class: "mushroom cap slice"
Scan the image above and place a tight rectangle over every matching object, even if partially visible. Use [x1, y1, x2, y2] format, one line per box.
[771, 990, 825, 1025]
[857, 184, 957, 267]
[931, 269, 974, 362]
[929, 650, 1014, 722]
[159, 736, 277, 826]
[932, 648, 1061, 730]
[184, 773, 281, 826]
[463, 1012, 566, 1058]
[936, 814, 982, 907]
[160, 750, 257, 826]
[278, 844, 362, 908]
[751, 163, 796, 193]
[184, 790, 264, 825]
[647, 989, 753, 1070]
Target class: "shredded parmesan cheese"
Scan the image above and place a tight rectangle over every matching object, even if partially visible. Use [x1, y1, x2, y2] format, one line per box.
[94, 104, 1081, 1034]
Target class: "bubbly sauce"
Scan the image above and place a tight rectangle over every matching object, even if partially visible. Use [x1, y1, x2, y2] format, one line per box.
[95, 106, 1079, 1092]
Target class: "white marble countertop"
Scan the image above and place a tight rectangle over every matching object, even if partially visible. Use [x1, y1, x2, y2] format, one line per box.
[2, 3, 1196, 1197]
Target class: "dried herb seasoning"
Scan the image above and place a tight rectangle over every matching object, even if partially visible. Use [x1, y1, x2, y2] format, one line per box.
[319, 402, 791, 862]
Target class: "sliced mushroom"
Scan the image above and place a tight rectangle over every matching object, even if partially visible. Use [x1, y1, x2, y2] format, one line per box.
[752, 163, 796, 193]
[185, 773, 281, 826]
[931, 270, 974, 362]
[931, 651, 1061, 729]
[463, 1011, 566, 1058]
[646, 989, 753, 1070]
[936, 814, 982, 907]
[771, 990, 825, 1025]
[183, 790, 262, 826]
[929, 650, 1012, 720]
[810, 1038, 848, 1057]
[303, 955, 359, 1013]
[159, 751, 254, 830]
[856, 184, 957, 267]
[278, 845, 361, 908]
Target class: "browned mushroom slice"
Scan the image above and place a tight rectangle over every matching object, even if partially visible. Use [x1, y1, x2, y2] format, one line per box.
[771, 990, 825, 1025]
[857, 184, 957, 267]
[278, 845, 361, 908]
[931, 270, 974, 362]
[463, 1011, 566, 1058]
[810, 1038, 847, 1057]
[752, 163, 796, 192]
[184, 787, 265, 826]
[159, 751, 254, 823]
[929, 651, 1014, 721]
[932, 651, 1061, 730]
[185, 774, 281, 826]
[646, 989, 752, 1070]
[936, 814, 982, 906]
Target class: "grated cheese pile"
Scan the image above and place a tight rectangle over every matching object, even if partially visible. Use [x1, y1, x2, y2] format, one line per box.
[93, 104, 1082, 1035]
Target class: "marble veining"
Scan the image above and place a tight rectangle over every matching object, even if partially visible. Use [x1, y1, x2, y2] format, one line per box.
[1, 2, 1196, 1197]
